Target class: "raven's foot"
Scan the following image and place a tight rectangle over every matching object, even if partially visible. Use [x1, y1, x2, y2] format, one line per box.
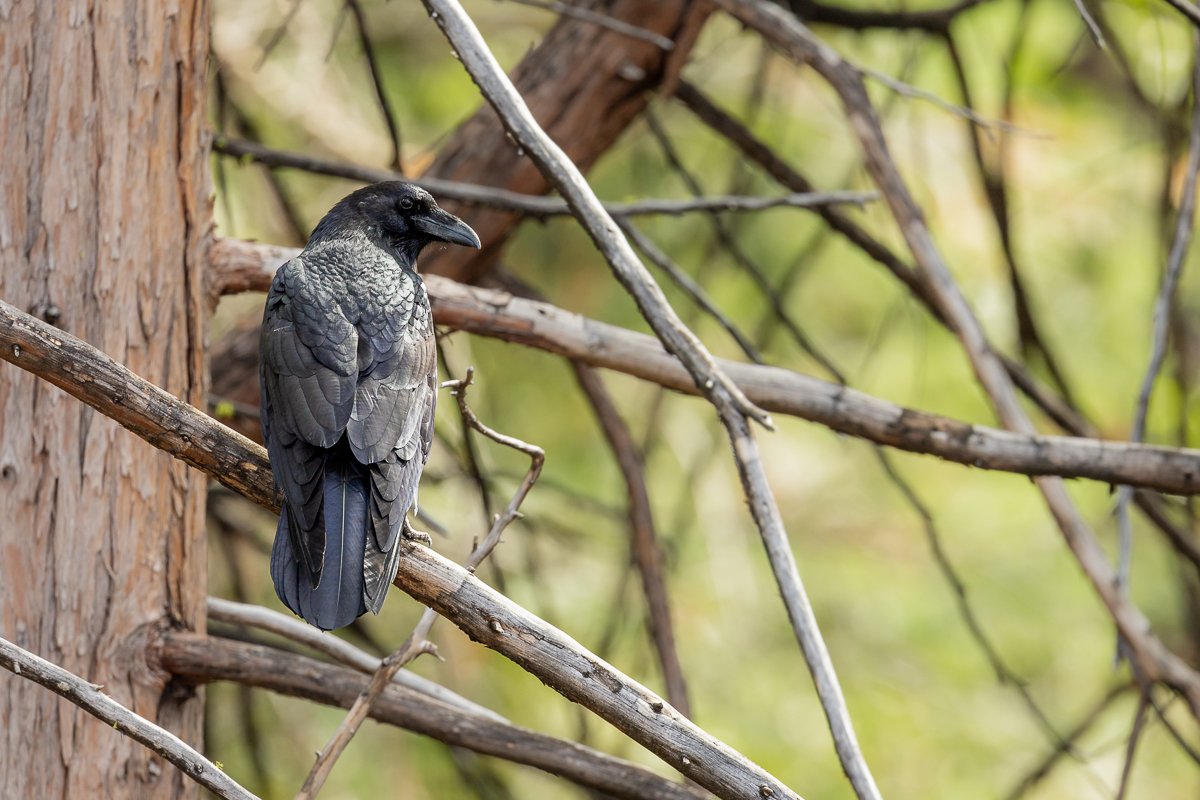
[403, 519, 433, 548]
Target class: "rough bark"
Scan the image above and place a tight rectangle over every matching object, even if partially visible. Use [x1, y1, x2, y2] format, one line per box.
[420, 0, 710, 282]
[0, 2, 211, 797]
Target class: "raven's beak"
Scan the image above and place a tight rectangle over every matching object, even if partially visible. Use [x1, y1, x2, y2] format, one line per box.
[415, 206, 481, 249]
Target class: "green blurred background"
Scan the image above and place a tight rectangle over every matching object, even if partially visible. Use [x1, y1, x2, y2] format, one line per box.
[205, 1, 1200, 797]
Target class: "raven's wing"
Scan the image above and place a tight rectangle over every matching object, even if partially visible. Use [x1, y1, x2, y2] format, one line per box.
[260, 257, 358, 581]
[349, 282, 437, 612]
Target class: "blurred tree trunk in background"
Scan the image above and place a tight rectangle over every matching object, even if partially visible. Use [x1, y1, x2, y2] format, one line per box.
[0, 2, 211, 797]
[422, 0, 708, 283]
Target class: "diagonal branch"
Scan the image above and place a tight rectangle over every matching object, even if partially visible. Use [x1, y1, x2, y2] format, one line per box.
[713, 0, 1200, 719]
[573, 362, 692, 718]
[207, 597, 503, 720]
[0, 636, 258, 800]
[418, 2, 882, 797]
[1115, 44, 1200, 593]
[163, 633, 708, 800]
[344, 0, 405, 173]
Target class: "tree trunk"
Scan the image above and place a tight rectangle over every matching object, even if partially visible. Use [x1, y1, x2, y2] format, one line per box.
[0, 2, 211, 797]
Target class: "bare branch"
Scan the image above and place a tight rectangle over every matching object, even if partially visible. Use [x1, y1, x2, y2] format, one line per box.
[207, 597, 502, 720]
[0, 636, 258, 800]
[212, 136, 873, 219]
[618, 218, 763, 363]
[419, 3, 882, 796]
[162, 633, 709, 800]
[1115, 694, 1151, 800]
[344, 0, 405, 173]
[1071, 0, 1108, 50]
[208, 238, 1200, 496]
[1004, 684, 1130, 800]
[573, 362, 692, 718]
[1116, 46, 1200, 592]
[713, 0, 1200, 718]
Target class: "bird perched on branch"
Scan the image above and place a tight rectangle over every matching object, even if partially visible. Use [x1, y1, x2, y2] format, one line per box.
[260, 182, 480, 630]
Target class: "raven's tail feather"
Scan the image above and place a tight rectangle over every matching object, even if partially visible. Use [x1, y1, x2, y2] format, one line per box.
[271, 449, 369, 631]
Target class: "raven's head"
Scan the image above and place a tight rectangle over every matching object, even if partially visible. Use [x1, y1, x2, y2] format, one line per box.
[309, 181, 481, 266]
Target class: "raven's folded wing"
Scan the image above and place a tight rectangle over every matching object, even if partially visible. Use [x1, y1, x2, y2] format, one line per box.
[260, 258, 358, 581]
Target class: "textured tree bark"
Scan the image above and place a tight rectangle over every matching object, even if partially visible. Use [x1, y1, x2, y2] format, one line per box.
[0, 2, 211, 797]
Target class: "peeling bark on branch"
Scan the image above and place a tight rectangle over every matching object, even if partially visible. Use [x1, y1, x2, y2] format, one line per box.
[209, 238, 1200, 496]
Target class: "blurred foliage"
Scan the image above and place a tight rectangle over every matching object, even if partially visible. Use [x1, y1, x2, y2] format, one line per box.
[208, 1, 1200, 798]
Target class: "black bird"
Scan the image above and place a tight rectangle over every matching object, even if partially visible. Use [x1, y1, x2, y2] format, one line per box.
[260, 182, 480, 630]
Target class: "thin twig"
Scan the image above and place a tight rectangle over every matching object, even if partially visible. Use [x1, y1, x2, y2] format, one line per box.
[206, 597, 503, 720]
[642, 106, 844, 380]
[295, 368, 545, 799]
[1148, 690, 1200, 765]
[164, 633, 708, 800]
[618, 218, 763, 363]
[716, 0, 1200, 720]
[861, 64, 1029, 132]
[943, 32, 1076, 407]
[420, 3, 882, 797]
[0, 637, 259, 800]
[874, 450, 1109, 794]
[1116, 46, 1200, 595]
[499, 0, 676, 50]
[345, 0, 405, 173]
[438, 341, 495, 531]
[213, 135, 874, 219]
[254, 0, 304, 70]
[1004, 684, 1130, 800]
[1115, 693, 1151, 800]
[1071, 0, 1108, 50]
[573, 362, 692, 718]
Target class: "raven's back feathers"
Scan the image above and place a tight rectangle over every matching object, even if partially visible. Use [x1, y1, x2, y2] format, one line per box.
[261, 243, 437, 630]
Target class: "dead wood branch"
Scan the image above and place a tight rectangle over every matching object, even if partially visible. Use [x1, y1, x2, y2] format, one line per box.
[207, 597, 501, 720]
[573, 363, 692, 718]
[213, 137, 871, 219]
[209, 237, 1200, 497]
[161, 633, 708, 800]
[0, 637, 258, 800]
[713, 0, 1200, 719]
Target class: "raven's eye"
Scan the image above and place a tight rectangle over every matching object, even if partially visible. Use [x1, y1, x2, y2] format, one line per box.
[399, 198, 415, 211]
